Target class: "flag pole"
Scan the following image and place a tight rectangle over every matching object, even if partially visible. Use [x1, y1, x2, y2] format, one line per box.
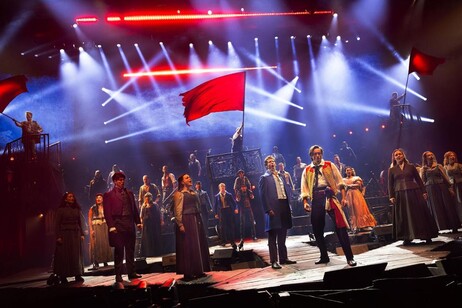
[1, 112, 18, 122]
[396, 73, 411, 149]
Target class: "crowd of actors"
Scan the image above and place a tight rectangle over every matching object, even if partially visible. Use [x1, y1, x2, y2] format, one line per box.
[50, 144, 462, 283]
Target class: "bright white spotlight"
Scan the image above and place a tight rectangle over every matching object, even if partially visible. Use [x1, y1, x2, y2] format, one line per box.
[356, 36, 361, 41]
[254, 38, 258, 41]
[207, 10, 212, 15]
[160, 42, 164, 45]
[116, 44, 121, 47]
[72, 23, 78, 28]
[322, 35, 326, 39]
[336, 36, 341, 40]
[134, 43, 138, 47]
[333, 13, 338, 17]
[241, 8, 244, 12]
[290, 36, 295, 39]
[275, 36, 278, 40]
[78, 47, 84, 52]
[97, 45, 102, 48]
[307, 35, 311, 38]
[189, 43, 193, 48]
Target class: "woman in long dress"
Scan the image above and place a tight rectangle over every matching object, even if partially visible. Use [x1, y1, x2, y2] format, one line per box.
[173, 174, 211, 280]
[443, 151, 462, 223]
[388, 149, 438, 245]
[421, 151, 461, 233]
[88, 193, 113, 270]
[140, 192, 164, 257]
[343, 167, 377, 233]
[53, 192, 85, 283]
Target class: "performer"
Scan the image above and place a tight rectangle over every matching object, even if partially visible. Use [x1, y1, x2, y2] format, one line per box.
[231, 123, 244, 152]
[333, 154, 346, 178]
[53, 192, 85, 283]
[213, 183, 238, 250]
[300, 145, 357, 267]
[420, 151, 461, 233]
[139, 192, 164, 257]
[14, 111, 43, 160]
[342, 167, 377, 233]
[293, 156, 307, 190]
[259, 155, 296, 269]
[195, 181, 213, 240]
[107, 164, 123, 191]
[161, 165, 178, 211]
[138, 175, 161, 210]
[339, 141, 357, 168]
[389, 92, 406, 124]
[443, 151, 462, 222]
[234, 170, 257, 250]
[88, 193, 113, 270]
[88, 170, 106, 204]
[271, 146, 286, 167]
[188, 152, 202, 181]
[388, 148, 438, 245]
[103, 172, 142, 283]
[173, 174, 211, 281]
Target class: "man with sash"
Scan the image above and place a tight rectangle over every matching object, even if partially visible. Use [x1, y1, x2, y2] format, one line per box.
[300, 145, 357, 267]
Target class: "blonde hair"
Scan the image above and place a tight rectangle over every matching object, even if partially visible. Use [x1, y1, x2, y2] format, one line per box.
[443, 151, 458, 165]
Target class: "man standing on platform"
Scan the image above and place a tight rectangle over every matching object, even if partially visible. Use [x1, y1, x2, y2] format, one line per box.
[300, 145, 357, 267]
[14, 111, 43, 160]
[259, 155, 296, 269]
[103, 172, 142, 283]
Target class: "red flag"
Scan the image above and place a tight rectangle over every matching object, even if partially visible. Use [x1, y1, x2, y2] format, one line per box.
[408, 48, 445, 75]
[180, 72, 245, 125]
[0, 75, 28, 113]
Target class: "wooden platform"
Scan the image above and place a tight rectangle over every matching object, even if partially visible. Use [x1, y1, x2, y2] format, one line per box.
[1, 231, 461, 306]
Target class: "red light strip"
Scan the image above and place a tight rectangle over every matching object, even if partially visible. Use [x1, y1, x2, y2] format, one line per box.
[123, 66, 277, 77]
[75, 11, 333, 24]
[75, 17, 99, 24]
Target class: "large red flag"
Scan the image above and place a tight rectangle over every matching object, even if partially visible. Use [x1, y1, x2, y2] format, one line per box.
[0, 75, 28, 113]
[180, 72, 245, 125]
[408, 47, 445, 75]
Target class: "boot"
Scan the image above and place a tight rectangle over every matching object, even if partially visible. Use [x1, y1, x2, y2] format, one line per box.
[238, 239, 244, 251]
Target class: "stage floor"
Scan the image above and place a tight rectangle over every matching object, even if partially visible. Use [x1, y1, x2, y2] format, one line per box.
[1, 230, 461, 306]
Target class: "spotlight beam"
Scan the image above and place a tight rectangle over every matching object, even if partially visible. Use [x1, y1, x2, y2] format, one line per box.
[246, 107, 306, 126]
[123, 66, 277, 77]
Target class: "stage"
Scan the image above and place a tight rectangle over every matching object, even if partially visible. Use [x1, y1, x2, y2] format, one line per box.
[1, 230, 461, 307]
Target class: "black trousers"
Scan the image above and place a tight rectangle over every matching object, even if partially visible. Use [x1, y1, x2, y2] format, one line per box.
[311, 190, 354, 261]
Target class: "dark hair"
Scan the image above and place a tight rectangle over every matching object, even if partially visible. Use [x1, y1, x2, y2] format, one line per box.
[95, 193, 103, 199]
[309, 145, 323, 157]
[177, 173, 188, 190]
[60, 192, 81, 210]
[195, 181, 202, 186]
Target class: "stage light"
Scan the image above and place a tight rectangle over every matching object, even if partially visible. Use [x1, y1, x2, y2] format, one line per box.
[123, 66, 277, 77]
[241, 8, 245, 12]
[291, 36, 295, 39]
[381, 124, 386, 129]
[117, 44, 121, 47]
[177, 10, 180, 14]
[365, 128, 369, 132]
[208, 40, 213, 45]
[349, 131, 353, 135]
[333, 13, 338, 17]
[78, 47, 84, 52]
[97, 45, 102, 48]
[208, 10, 212, 15]
[337, 36, 341, 40]
[72, 23, 78, 28]
[275, 36, 278, 40]
[189, 43, 193, 48]
[134, 43, 138, 47]
[356, 36, 361, 41]
[332, 134, 337, 138]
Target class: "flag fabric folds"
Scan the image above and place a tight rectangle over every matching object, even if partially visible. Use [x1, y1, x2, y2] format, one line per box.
[180, 72, 245, 125]
[408, 47, 445, 76]
[0, 75, 28, 113]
